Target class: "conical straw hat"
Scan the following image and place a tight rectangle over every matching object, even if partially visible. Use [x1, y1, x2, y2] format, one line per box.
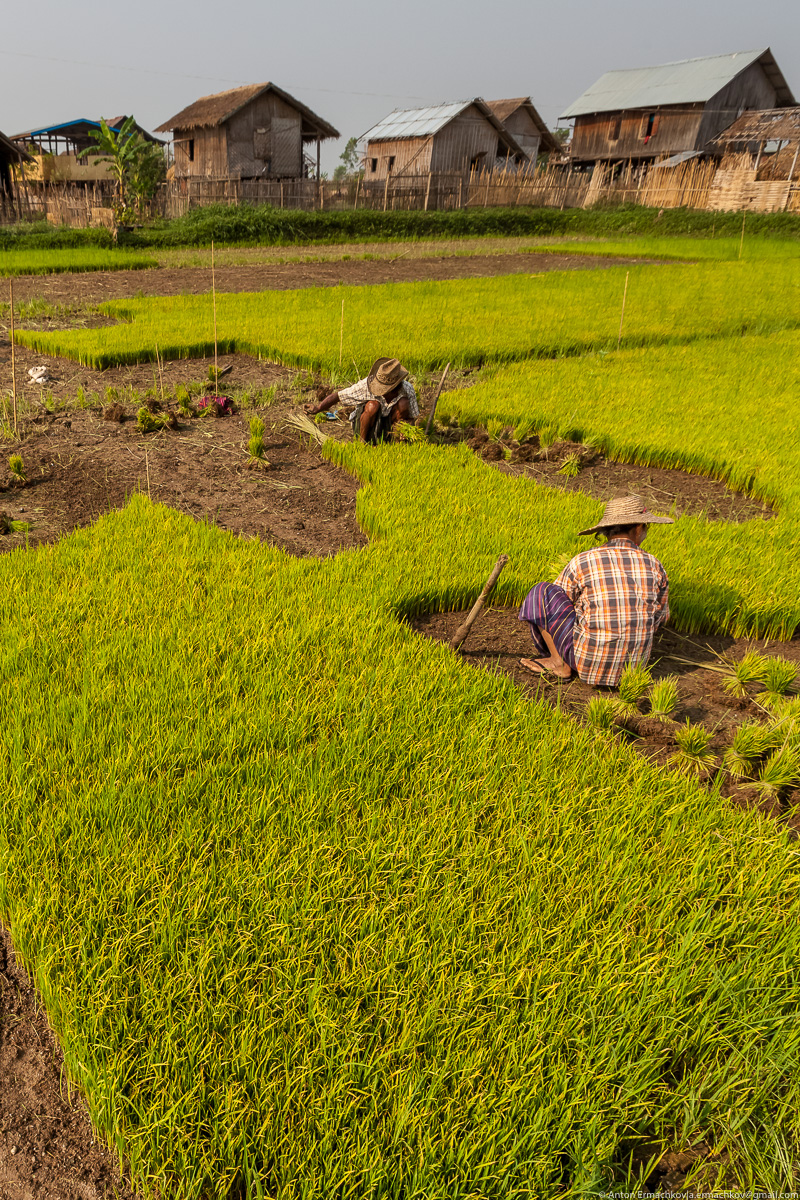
[579, 493, 674, 536]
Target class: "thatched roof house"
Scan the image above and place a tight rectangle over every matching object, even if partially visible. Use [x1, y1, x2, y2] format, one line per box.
[486, 98, 560, 165]
[560, 48, 796, 166]
[361, 99, 526, 180]
[156, 83, 339, 180]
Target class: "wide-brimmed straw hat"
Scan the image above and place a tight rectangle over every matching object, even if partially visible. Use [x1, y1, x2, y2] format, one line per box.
[367, 357, 409, 397]
[579, 493, 674, 536]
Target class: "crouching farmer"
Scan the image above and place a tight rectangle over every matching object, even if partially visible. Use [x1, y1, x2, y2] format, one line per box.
[306, 357, 417, 443]
[518, 494, 672, 685]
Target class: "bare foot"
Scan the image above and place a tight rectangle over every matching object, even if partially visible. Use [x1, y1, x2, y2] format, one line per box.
[520, 657, 572, 679]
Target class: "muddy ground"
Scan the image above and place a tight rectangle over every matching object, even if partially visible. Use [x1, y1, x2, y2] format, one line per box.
[5, 250, 657, 306]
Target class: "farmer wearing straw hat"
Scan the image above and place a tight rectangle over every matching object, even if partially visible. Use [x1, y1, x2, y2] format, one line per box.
[518, 494, 673, 687]
[305, 358, 418, 444]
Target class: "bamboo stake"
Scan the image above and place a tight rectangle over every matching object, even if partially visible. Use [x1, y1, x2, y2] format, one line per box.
[617, 271, 630, 350]
[211, 238, 218, 395]
[738, 211, 746, 260]
[425, 362, 451, 434]
[450, 555, 510, 651]
[155, 343, 164, 402]
[339, 298, 344, 369]
[9, 280, 17, 434]
[145, 450, 151, 499]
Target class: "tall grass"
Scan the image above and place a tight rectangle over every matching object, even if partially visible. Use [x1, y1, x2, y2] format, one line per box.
[14, 259, 800, 370]
[2, 493, 800, 1195]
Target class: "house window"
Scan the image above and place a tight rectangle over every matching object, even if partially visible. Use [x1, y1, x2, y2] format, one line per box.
[609, 116, 621, 141]
[188, 138, 195, 163]
[370, 158, 378, 172]
[642, 113, 658, 139]
[388, 155, 396, 172]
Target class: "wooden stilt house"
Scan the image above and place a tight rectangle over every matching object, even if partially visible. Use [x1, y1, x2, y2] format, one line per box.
[361, 100, 525, 180]
[561, 48, 795, 166]
[156, 84, 339, 180]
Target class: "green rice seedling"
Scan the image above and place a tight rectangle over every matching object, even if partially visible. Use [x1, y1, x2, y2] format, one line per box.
[558, 451, 582, 477]
[721, 651, 768, 698]
[762, 657, 798, 697]
[8, 454, 25, 483]
[0, 248, 158, 277]
[247, 416, 269, 469]
[512, 416, 535, 444]
[614, 663, 653, 715]
[538, 423, 559, 449]
[755, 744, 800, 798]
[585, 695, 616, 732]
[722, 720, 781, 778]
[393, 421, 426, 443]
[136, 406, 161, 434]
[647, 676, 679, 722]
[486, 418, 505, 442]
[174, 385, 194, 417]
[670, 720, 717, 775]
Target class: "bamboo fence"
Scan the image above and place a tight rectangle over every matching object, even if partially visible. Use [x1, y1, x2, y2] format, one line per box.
[2, 156, 799, 227]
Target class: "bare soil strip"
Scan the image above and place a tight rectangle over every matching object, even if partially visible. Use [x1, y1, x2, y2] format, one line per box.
[5, 250, 657, 306]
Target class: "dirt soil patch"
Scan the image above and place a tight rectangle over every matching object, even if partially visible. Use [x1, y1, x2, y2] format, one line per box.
[464, 429, 774, 523]
[0, 357, 364, 559]
[414, 607, 800, 826]
[0, 926, 139, 1200]
[6, 251, 660, 306]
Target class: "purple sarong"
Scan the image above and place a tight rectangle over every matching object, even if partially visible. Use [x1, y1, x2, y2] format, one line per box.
[518, 582, 577, 669]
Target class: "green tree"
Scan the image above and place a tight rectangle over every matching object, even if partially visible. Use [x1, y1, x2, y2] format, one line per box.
[79, 117, 165, 222]
[333, 137, 362, 181]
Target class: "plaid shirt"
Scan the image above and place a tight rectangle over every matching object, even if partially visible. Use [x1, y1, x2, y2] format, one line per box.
[338, 378, 419, 420]
[556, 537, 670, 686]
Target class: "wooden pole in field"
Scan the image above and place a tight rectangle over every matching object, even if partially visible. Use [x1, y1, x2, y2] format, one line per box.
[9, 280, 17, 433]
[425, 362, 451, 434]
[155, 343, 164, 402]
[450, 555, 510, 651]
[211, 238, 218, 395]
[617, 270, 630, 350]
[339, 297, 344, 369]
[353, 173, 362, 210]
[738, 211, 747, 260]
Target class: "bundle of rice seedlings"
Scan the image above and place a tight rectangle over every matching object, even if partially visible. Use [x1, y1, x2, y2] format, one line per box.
[614, 663, 653, 716]
[720, 650, 767, 698]
[722, 721, 781, 779]
[283, 411, 329, 447]
[647, 676, 679, 722]
[585, 696, 616, 732]
[670, 720, 717, 775]
[512, 417, 535, 444]
[762, 657, 798, 697]
[8, 454, 25, 483]
[394, 421, 426, 443]
[486, 418, 505, 442]
[247, 416, 270, 470]
[755, 744, 800, 798]
[136, 407, 158, 433]
[538, 424, 559, 449]
[558, 452, 582, 478]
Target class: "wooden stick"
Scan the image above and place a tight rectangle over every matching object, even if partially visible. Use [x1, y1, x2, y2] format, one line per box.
[617, 270, 629, 350]
[211, 238, 218, 395]
[450, 555, 509, 651]
[738, 210, 746, 260]
[9, 279, 17, 433]
[425, 362, 451, 434]
[339, 297, 344, 369]
[145, 450, 151, 499]
[155, 343, 164, 402]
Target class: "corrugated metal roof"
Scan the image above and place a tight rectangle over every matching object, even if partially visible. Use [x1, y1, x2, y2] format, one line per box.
[361, 101, 473, 142]
[649, 149, 703, 169]
[561, 49, 780, 118]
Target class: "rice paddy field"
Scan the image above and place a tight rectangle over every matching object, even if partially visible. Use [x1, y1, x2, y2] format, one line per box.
[0, 247, 158, 276]
[5, 230, 800, 1195]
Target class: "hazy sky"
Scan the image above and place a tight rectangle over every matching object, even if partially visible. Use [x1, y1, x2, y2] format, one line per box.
[3, 0, 798, 172]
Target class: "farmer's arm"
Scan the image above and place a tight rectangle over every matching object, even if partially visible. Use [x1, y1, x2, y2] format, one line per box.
[654, 568, 670, 629]
[306, 390, 340, 415]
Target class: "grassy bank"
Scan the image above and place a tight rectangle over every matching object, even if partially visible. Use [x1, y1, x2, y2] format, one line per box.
[2, 203, 800, 253]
